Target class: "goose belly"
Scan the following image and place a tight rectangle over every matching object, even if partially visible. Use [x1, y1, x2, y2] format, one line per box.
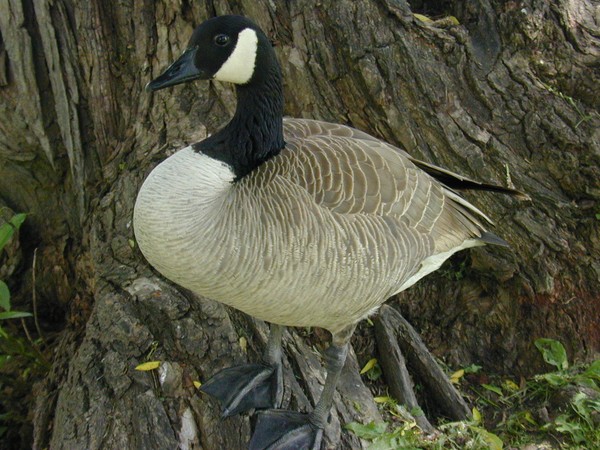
[136, 197, 396, 332]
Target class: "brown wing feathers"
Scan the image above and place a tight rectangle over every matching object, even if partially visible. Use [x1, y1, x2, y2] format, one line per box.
[281, 118, 515, 252]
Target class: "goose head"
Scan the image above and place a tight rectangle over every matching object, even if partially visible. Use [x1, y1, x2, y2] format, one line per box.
[146, 15, 285, 180]
[146, 15, 275, 91]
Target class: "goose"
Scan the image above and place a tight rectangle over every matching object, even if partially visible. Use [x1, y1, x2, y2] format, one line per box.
[134, 15, 524, 450]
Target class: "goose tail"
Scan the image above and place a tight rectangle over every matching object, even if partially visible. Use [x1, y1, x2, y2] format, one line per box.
[479, 231, 510, 247]
[410, 158, 530, 200]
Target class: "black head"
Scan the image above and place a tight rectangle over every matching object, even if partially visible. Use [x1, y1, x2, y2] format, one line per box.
[146, 16, 271, 92]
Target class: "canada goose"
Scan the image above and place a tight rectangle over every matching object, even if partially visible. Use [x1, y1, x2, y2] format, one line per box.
[134, 15, 524, 450]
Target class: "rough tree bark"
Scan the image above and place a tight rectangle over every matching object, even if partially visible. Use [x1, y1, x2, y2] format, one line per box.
[0, 0, 598, 448]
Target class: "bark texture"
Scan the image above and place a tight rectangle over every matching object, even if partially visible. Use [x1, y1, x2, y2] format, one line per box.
[0, 0, 598, 448]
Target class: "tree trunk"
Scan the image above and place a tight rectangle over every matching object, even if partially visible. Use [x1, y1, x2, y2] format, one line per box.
[0, 0, 597, 448]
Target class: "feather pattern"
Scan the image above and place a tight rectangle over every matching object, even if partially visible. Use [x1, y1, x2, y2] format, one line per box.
[134, 117, 495, 334]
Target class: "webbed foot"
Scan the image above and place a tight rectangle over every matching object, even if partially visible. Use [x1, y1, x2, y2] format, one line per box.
[201, 325, 286, 416]
[249, 410, 323, 450]
[200, 363, 281, 416]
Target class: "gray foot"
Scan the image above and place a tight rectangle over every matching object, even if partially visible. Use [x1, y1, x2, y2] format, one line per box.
[200, 363, 279, 417]
[249, 409, 323, 450]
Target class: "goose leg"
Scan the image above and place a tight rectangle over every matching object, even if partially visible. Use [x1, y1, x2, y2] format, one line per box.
[200, 324, 284, 416]
[249, 325, 355, 450]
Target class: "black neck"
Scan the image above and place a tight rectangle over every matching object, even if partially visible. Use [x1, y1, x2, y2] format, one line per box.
[194, 61, 285, 180]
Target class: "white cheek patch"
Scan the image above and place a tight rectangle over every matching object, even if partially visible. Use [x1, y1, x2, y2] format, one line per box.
[214, 28, 258, 84]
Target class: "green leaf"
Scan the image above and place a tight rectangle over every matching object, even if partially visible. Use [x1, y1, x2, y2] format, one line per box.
[0, 213, 26, 251]
[521, 410, 538, 426]
[535, 338, 569, 370]
[471, 426, 504, 450]
[0, 224, 15, 252]
[0, 281, 9, 311]
[554, 413, 585, 443]
[463, 363, 482, 374]
[344, 421, 387, 440]
[472, 406, 482, 424]
[537, 372, 568, 387]
[10, 213, 27, 229]
[413, 13, 433, 23]
[0, 311, 32, 320]
[450, 369, 465, 384]
[360, 358, 382, 381]
[482, 383, 503, 396]
[571, 393, 592, 422]
[502, 379, 520, 392]
[410, 405, 424, 417]
[360, 358, 377, 374]
[582, 359, 600, 380]
[135, 361, 161, 371]
[366, 363, 382, 381]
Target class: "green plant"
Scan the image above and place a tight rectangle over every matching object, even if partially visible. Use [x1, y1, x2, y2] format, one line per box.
[0, 284, 32, 333]
[346, 392, 504, 449]
[450, 363, 482, 384]
[0, 213, 26, 250]
[0, 213, 34, 353]
[493, 339, 600, 448]
[0, 213, 49, 441]
[346, 413, 504, 449]
[360, 358, 383, 381]
[535, 338, 569, 371]
[439, 257, 469, 282]
[532, 339, 600, 446]
[549, 392, 600, 445]
[348, 338, 600, 449]
[0, 213, 36, 364]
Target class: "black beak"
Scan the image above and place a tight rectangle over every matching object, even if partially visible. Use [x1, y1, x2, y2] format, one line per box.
[146, 46, 206, 92]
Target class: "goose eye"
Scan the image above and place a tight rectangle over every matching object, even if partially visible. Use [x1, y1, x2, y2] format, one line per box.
[214, 34, 230, 46]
